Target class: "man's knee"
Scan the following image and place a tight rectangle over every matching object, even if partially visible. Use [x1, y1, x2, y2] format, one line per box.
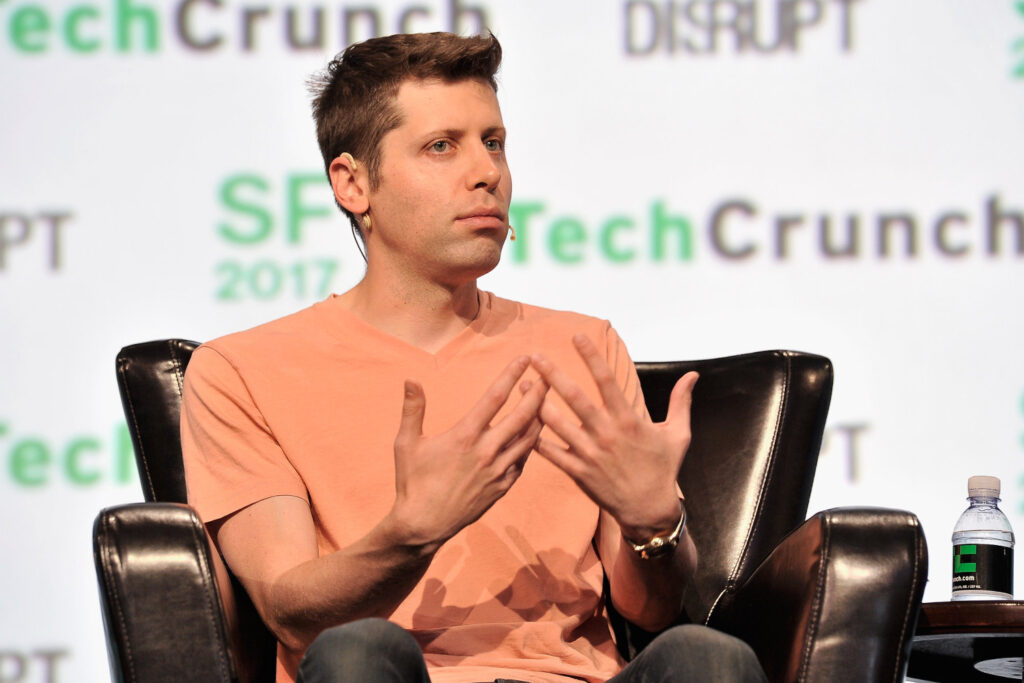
[313, 618, 417, 650]
[300, 618, 425, 680]
[652, 623, 751, 652]
[642, 624, 764, 680]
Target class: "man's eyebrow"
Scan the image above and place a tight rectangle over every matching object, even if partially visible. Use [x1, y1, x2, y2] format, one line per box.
[433, 128, 464, 139]
[422, 126, 506, 139]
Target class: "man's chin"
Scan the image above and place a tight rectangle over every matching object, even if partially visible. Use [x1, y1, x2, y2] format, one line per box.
[441, 244, 504, 283]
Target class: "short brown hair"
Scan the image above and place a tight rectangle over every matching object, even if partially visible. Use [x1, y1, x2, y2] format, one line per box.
[310, 32, 503, 235]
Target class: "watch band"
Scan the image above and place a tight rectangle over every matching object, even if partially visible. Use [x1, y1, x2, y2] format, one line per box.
[625, 500, 687, 560]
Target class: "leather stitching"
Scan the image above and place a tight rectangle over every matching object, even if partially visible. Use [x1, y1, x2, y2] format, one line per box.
[103, 514, 138, 682]
[188, 513, 234, 681]
[168, 340, 186, 399]
[703, 590, 727, 626]
[730, 353, 791, 586]
[798, 514, 829, 683]
[705, 353, 793, 625]
[892, 516, 922, 683]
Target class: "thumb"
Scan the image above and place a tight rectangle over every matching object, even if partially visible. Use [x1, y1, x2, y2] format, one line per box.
[396, 379, 426, 444]
[665, 371, 699, 428]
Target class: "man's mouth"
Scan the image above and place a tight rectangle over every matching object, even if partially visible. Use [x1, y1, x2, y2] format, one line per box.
[458, 207, 506, 222]
[456, 207, 507, 229]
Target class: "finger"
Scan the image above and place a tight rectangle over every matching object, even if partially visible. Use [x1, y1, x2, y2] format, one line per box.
[664, 371, 699, 428]
[494, 417, 542, 471]
[533, 435, 585, 480]
[500, 462, 524, 487]
[488, 377, 549, 449]
[499, 449, 530, 487]
[537, 395, 590, 457]
[571, 334, 633, 418]
[462, 356, 531, 432]
[494, 421, 542, 490]
[523, 416, 544, 451]
[518, 415, 545, 452]
[395, 380, 426, 448]
[530, 353, 603, 430]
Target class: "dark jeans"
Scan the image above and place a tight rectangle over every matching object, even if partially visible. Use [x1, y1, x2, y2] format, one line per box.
[296, 618, 767, 683]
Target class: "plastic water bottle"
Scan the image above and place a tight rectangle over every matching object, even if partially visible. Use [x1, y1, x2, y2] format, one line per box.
[951, 475, 1015, 601]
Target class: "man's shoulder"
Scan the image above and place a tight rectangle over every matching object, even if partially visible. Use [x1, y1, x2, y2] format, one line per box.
[193, 300, 329, 368]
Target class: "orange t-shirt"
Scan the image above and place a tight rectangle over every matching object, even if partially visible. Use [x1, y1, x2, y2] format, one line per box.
[181, 292, 646, 683]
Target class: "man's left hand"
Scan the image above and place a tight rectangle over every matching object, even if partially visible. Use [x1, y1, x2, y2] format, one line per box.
[530, 335, 698, 541]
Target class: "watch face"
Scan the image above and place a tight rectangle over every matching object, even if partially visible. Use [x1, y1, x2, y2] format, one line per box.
[634, 534, 681, 560]
[630, 501, 686, 559]
[640, 541, 675, 560]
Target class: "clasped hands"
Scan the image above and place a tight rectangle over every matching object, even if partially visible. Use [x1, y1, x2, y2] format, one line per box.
[391, 334, 698, 548]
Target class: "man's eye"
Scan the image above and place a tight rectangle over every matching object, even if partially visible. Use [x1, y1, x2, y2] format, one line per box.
[485, 139, 503, 152]
[431, 140, 450, 153]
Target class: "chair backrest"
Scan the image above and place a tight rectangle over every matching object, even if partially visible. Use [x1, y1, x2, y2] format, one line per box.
[635, 351, 832, 625]
[117, 338, 199, 503]
[115, 341, 831, 674]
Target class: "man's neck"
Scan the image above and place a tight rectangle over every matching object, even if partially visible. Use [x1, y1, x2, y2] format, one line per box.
[336, 273, 481, 354]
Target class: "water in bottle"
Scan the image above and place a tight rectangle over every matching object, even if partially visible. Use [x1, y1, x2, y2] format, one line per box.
[951, 475, 1015, 601]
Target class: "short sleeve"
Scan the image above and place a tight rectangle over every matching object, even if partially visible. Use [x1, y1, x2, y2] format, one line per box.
[181, 345, 308, 524]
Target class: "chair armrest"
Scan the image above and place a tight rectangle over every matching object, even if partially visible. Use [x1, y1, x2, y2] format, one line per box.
[709, 508, 928, 683]
[93, 502, 238, 683]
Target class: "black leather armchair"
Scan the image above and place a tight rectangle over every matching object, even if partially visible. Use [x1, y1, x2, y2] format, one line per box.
[94, 340, 928, 682]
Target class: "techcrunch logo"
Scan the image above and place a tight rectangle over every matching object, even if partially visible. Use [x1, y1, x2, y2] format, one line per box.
[624, 0, 862, 56]
[506, 194, 1024, 263]
[2, 421, 137, 489]
[214, 171, 1024, 275]
[1, 0, 489, 55]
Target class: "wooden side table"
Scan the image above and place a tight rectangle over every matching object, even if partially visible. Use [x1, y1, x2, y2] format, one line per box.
[907, 601, 1024, 682]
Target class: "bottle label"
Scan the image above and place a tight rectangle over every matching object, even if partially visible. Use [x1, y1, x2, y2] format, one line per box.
[952, 544, 1014, 595]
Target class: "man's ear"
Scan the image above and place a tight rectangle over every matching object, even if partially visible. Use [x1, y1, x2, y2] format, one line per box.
[328, 154, 370, 215]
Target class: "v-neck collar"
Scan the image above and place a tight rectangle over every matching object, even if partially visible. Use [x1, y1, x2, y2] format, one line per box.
[316, 291, 496, 368]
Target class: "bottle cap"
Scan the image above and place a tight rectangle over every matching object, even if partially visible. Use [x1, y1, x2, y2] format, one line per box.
[967, 475, 1000, 498]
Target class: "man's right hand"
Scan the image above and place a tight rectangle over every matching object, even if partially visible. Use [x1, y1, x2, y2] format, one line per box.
[212, 356, 546, 656]
[389, 355, 548, 551]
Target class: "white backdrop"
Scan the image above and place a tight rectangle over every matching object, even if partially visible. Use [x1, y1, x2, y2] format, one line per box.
[2, 0, 1023, 680]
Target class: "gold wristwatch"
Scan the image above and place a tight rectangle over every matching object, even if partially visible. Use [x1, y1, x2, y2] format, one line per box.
[625, 501, 686, 560]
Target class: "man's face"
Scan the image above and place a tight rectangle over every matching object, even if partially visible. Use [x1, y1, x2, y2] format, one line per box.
[365, 77, 512, 285]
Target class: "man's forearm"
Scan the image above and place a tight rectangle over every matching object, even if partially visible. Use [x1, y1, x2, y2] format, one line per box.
[213, 495, 450, 655]
[262, 512, 439, 653]
[599, 506, 697, 632]
[610, 528, 696, 631]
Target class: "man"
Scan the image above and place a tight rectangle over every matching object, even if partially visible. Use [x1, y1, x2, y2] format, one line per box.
[182, 32, 765, 683]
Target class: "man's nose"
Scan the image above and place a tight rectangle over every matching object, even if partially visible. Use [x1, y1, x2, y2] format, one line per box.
[466, 142, 502, 191]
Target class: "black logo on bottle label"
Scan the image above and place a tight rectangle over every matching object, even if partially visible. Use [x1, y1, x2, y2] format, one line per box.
[952, 544, 1014, 594]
